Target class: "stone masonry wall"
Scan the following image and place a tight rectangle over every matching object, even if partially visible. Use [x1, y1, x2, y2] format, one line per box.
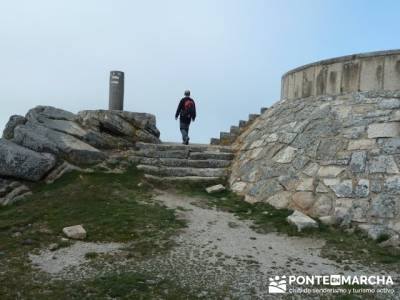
[230, 90, 400, 239]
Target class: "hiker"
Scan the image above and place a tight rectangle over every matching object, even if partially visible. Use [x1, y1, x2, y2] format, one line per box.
[175, 90, 196, 145]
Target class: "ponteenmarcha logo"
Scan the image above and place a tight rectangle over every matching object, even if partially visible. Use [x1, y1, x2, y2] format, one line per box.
[268, 275, 287, 293]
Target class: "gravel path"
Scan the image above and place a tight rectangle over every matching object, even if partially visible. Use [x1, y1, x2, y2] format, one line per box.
[29, 191, 399, 299]
[29, 242, 122, 274]
[144, 191, 397, 299]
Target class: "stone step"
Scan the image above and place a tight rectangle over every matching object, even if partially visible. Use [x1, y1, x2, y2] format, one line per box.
[209, 108, 263, 146]
[230, 126, 240, 135]
[133, 149, 188, 159]
[189, 151, 234, 160]
[210, 138, 220, 145]
[132, 149, 234, 161]
[238, 120, 247, 128]
[248, 113, 260, 121]
[144, 174, 222, 183]
[136, 142, 232, 153]
[219, 132, 235, 145]
[137, 165, 228, 178]
[130, 156, 231, 168]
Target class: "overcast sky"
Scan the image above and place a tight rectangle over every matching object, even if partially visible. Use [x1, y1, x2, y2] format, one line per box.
[1, 0, 399, 143]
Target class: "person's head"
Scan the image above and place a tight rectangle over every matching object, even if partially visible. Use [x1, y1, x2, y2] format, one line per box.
[184, 90, 190, 97]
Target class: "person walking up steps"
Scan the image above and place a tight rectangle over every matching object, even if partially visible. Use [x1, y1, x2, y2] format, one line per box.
[175, 90, 196, 145]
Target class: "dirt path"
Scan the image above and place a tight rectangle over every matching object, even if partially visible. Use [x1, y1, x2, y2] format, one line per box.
[30, 191, 399, 299]
[144, 191, 397, 299]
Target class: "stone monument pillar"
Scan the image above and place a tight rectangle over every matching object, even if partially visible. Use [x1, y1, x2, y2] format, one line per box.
[109, 71, 124, 110]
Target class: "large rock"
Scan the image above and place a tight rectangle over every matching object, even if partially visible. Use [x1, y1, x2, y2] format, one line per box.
[77, 110, 160, 144]
[26, 106, 76, 122]
[2, 115, 26, 139]
[27, 114, 121, 149]
[4, 106, 161, 152]
[13, 123, 106, 165]
[0, 139, 56, 181]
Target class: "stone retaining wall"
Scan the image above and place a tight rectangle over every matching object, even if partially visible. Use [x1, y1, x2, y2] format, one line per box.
[230, 92, 400, 238]
[231, 52, 400, 239]
[281, 50, 400, 101]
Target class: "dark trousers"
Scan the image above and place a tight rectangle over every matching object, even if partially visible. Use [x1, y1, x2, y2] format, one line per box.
[180, 120, 190, 143]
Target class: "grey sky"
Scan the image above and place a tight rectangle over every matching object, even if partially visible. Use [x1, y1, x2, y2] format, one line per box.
[1, 0, 399, 143]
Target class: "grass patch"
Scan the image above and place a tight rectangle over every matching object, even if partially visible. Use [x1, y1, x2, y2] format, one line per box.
[37, 271, 200, 300]
[0, 166, 186, 299]
[0, 166, 185, 250]
[78, 271, 197, 299]
[84, 252, 98, 260]
[173, 182, 400, 265]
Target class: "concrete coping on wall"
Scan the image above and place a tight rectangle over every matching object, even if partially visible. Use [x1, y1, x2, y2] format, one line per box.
[281, 49, 400, 100]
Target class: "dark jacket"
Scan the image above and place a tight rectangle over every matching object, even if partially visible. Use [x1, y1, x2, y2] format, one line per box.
[175, 97, 196, 124]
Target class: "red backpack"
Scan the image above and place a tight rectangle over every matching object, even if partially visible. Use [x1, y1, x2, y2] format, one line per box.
[182, 98, 195, 118]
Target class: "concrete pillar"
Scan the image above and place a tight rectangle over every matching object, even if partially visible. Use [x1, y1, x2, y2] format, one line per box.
[109, 71, 124, 110]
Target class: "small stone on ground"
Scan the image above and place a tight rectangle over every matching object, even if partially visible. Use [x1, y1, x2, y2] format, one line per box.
[205, 184, 226, 194]
[62, 225, 87, 240]
[287, 210, 318, 232]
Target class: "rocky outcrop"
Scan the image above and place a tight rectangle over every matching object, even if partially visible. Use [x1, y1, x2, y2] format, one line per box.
[0, 105, 161, 205]
[0, 139, 56, 181]
[230, 90, 400, 238]
[2, 115, 26, 139]
[77, 110, 160, 145]
[12, 122, 106, 165]
[0, 178, 32, 206]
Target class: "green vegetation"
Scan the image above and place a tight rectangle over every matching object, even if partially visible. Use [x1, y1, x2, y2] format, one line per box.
[44, 271, 198, 300]
[0, 166, 186, 299]
[84, 252, 98, 260]
[174, 182, 400, 265]
[0, 166, 185, 251]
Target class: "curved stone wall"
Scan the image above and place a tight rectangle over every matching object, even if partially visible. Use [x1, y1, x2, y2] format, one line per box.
[230, 50, 400, 240]
[281, 50, 400, 101]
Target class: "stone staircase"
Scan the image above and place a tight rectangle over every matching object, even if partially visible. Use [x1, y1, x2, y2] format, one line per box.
[129, 142, 234, 183]
[210, 107, 268, 145]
